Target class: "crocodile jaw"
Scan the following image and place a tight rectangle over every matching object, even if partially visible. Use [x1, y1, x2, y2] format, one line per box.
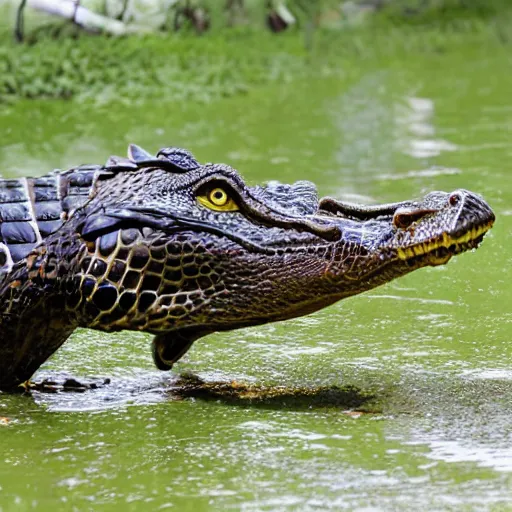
[396, 222, 494, 266]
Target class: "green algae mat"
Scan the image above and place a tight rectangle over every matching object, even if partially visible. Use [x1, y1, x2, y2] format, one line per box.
[0, 23, 511, 511]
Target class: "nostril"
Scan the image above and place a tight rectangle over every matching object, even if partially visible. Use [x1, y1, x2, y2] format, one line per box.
[393, 207, 437, 229]
[449, 192, 462, 206]
[393, 212, 412, 229]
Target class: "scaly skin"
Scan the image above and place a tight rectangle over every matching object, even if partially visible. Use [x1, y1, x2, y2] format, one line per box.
[0, 145, 495, 389]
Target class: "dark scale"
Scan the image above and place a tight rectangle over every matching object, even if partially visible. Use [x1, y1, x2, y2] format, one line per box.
[199, 264, 213, 275]
[99, 231, 119, 257]
[147, 259, 164, 275]
[197, 276, 213, 290]
[137, 291, 157, 313]
[166, 243, 181, 256]
[188, 292, 201, 302]
[192, 296, 205, 308]
[183, 242, 195, 254]
[81, 277, 96, 299]
[183, 266, 199, 278]
[181, 278, 201, 292]
[175, 293, 188, 305]
[90, 259, 108, 278]
[92, 284, 119, 311]
[2, 222, 38, 244]
[122, 270, 141, 289]
[129, 246, 150, 269]
[158, 295, 173, 308]
[116, 246, 131, 262]
[121, 229, 140, 246]
[108, 260, 126, 283]
[193, 244, 206, 254]
[119, 291, 137, 312]
[34, 201, 61, 221]
[160, 283, 179, 295]
[149, 246, 166, 261]
[164, 269, 182, 283]
[0, 203, 31, 222]
[182, 255, 195, 265]
[140, 274, 161, 292]
[80, 257, 92, 273]
[165, 258, 182, 270]
[0, 183, 26, 202]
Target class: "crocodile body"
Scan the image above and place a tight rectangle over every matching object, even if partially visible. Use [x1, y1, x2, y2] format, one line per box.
[0, 145, 495, 389]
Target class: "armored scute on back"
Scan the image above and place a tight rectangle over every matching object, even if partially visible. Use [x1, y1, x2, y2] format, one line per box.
[0, 144, 495, 389]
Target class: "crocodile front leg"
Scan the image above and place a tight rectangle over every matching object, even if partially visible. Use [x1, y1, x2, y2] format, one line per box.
[0, 290, 77, 389]
[0, 238, 82, 389]
[152, 327, 210, 371]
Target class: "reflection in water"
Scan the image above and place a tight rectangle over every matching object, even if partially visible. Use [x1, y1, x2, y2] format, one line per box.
[27, 372, 374, 413]
[426, 440, 512, 472]
[30, 370, 172, 411]
[396, 97, 458, 158]
[332, 72, 396, 190]
[375, 166, 461, 181]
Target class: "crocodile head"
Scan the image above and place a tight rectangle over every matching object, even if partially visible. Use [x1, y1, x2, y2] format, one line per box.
[66, 145, 494, 370]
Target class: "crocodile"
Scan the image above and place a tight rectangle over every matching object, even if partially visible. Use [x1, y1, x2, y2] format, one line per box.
[0, 144, 495, 389]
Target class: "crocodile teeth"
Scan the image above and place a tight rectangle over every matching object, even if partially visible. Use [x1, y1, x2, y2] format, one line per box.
[396, 223, 491, 261]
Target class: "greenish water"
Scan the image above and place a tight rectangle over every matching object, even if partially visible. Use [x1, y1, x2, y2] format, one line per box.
[1, 33, 512, 511]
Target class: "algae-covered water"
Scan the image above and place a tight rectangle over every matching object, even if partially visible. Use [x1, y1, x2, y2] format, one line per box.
[0, 28, 511, 511]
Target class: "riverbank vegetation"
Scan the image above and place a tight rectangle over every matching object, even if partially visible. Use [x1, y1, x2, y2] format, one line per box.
[0, 0, 511, 104]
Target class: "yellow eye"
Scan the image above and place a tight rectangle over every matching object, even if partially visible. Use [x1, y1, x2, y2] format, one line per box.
[210, 188, 228, 206]
[197, 187, 239, 212]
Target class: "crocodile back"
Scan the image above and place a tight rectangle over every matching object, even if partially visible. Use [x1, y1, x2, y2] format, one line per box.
[0, 165, 103, 272]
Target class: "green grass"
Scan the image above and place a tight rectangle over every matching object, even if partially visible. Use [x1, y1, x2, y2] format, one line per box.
[0, 5, 511, 104]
